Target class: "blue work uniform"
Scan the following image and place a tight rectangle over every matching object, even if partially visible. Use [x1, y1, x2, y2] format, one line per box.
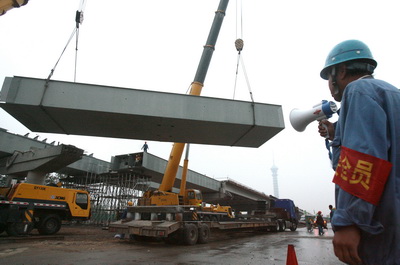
[331, 77, 400, 264]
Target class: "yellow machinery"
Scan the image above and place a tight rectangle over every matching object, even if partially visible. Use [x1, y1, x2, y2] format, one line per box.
[0, 0, 28, 16]
[0, 182, 90, 236]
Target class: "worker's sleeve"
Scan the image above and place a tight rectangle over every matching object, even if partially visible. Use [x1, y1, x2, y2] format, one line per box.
[332, 86, 391, 235]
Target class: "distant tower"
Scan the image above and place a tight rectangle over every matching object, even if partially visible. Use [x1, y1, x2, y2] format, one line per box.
[271, 162, 279, 198]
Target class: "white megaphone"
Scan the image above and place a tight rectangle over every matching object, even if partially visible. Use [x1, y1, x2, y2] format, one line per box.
[290, 100, 337, 132]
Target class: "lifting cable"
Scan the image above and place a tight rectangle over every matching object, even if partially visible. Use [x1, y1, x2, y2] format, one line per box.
[233, 0, 254, 104]
[41, 0, 86, 135]
[44, 0, 86, 89]
[231, 0, 257, 146]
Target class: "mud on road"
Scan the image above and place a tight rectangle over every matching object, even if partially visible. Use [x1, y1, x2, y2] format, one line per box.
[0, 224, 270, 264]
[0, 224, 342, 265]
[0, 225, 116, 252]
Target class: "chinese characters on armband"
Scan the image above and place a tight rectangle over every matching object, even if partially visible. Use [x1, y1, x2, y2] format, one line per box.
[333, 146, 392, 205]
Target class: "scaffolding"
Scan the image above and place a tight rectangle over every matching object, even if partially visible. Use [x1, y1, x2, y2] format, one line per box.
[62, 167, 150, 226]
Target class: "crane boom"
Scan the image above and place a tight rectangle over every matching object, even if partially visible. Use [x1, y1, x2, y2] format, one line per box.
[158, 0, 229, 192]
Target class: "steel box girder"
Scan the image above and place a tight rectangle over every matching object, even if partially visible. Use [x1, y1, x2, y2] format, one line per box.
[1, 76, 284, 147]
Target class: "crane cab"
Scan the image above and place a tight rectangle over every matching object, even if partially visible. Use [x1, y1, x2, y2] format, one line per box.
[183, 189, 202, 206]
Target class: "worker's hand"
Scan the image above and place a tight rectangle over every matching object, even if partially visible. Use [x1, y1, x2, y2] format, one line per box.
[318, 120, 335, 140]
[332, 225, 362, 265]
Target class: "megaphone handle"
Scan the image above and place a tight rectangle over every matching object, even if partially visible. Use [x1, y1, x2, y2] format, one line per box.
[322, 123, 330, 139]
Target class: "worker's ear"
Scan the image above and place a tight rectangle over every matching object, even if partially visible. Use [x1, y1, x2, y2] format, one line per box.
[337, 64, 347, 80]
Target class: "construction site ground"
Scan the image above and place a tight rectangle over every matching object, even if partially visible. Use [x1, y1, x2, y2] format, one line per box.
[0, 224, 343, 265]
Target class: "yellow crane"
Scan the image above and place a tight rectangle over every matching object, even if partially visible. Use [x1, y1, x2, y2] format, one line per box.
[140, 0, 233, 218]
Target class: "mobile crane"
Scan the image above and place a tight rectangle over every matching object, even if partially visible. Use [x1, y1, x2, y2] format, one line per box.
[109, 0, 234, 245]
[109, 1, 300, 245]
[136, 0, 232, 218]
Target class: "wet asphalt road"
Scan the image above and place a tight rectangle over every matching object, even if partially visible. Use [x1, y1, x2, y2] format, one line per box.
[0, 225, 344, 265]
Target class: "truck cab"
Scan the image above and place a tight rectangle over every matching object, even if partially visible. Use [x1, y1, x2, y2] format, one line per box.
[271, 199, 301, 231]
[0, 183, 91, 236]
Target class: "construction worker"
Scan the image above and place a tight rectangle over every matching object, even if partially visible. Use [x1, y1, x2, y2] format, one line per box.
[315, 211, 325, 236]
[319, 39, 400, 264]
[120, 201, 133, 219]
[114, 201, 133, 239]
[328, 204, 335, 221]
[141, 142, 149, 152]
[306, 217, 313, 233]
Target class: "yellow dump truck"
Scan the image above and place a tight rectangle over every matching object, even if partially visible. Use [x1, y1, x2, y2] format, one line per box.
[0, 183, 90, 236]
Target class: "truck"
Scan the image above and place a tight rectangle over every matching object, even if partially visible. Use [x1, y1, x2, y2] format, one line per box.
[0, 182, 91, 236]
[109, 198, 301, 245]
[269, 198, 300, 232]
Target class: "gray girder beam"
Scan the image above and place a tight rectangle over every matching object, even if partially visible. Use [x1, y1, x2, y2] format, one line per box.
[0, 128, 110, 175]
[0, 144, 83, 176]
[1, 76, 284, 147]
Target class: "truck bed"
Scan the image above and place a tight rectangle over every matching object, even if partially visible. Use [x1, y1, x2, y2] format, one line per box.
[109, 218, 278, 238]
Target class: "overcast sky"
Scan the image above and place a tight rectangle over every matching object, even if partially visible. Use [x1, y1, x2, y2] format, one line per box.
[1, 0, 400, 215]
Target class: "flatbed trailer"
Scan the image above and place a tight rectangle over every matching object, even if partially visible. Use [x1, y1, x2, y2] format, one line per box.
[108, 205, 294, 245]
[110, 218, 279, 237]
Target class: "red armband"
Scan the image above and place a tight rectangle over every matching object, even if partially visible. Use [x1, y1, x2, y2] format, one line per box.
[332, 146, 392, 205]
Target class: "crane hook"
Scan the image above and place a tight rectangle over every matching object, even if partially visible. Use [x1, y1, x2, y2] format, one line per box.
[235, 38, 244, 53]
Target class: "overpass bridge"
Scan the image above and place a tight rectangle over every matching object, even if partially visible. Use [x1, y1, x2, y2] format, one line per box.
[0, 128, 272, 212]
[111, 152, 271, 211]
[0, 127, 111, 176]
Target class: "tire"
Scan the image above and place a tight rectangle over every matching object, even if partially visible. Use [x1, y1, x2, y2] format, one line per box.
[164, 230, 182, 245]
[270, 221, 279, 232]
[197, 223, 210, 244]
[6, 223, 22, 236]
[278, 220, 286, 232]
[290, 222, 298, 231]
[38, 214, 61, 235]
[182, 224, 198, 245]
[6, 222, 33, 236]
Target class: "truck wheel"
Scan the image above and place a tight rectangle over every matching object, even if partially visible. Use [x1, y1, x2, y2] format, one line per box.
[290, 222, 298, 231]
[6, 222, 32, 236]
[164, 230, 182, 245]
[270, 221, 279, 232]
[197, 223, 210, 244]
[6, 223, 20, 236]
[38, 214, 61, 235]
[183, 224, 198, 245]
[278, 220, 286, 232]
